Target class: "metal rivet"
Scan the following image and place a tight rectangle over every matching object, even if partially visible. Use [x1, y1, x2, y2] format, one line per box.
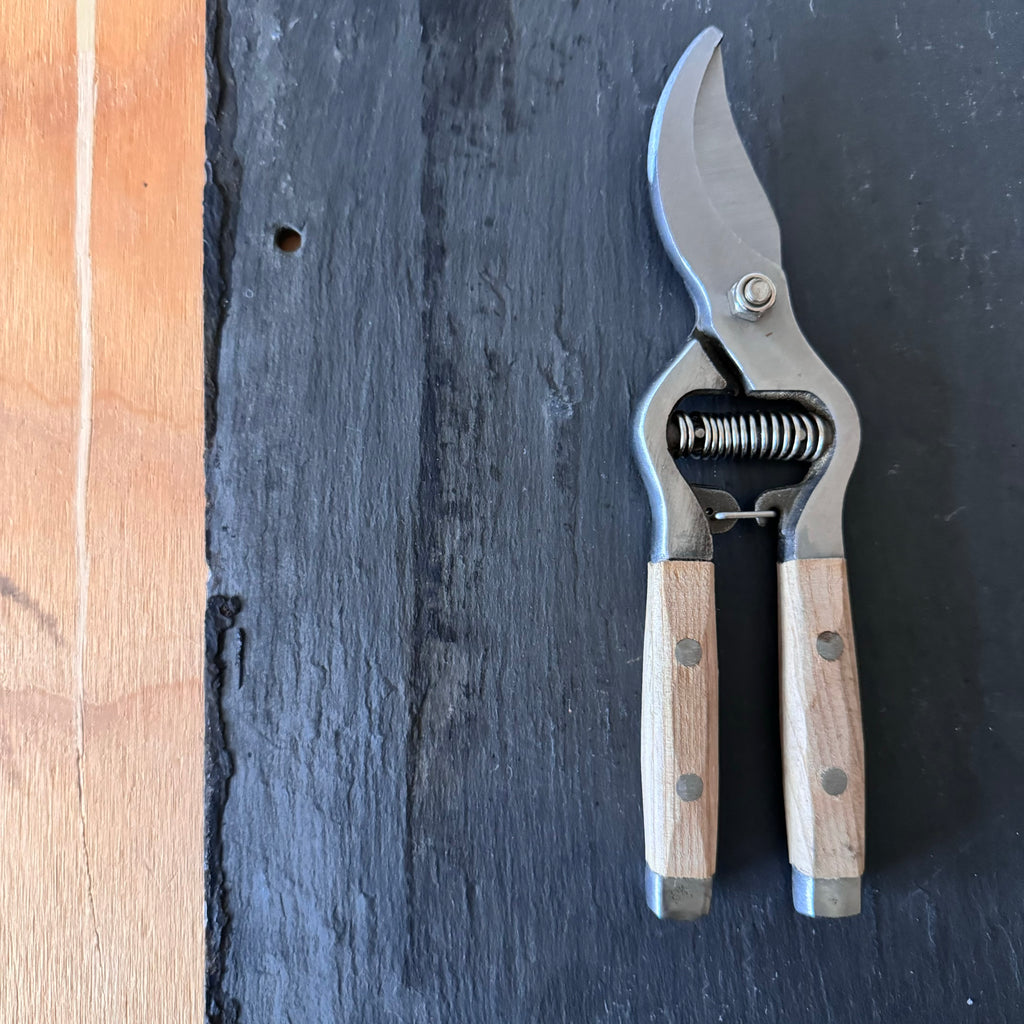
[675, 638, 702, 667]
[676, 774, 704, 802]
[816, 630, 844, 661]
[730, 272, 777, 319]
[820, 767, 848, 796]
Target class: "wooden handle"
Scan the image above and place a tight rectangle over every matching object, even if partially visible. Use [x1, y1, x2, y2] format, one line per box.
[641, 561, 719, 890]
[779, 558, 865, 884]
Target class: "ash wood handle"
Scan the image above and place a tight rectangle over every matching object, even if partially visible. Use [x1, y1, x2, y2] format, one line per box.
[779, 557, 865, 916]
[640, 560, 718, 919]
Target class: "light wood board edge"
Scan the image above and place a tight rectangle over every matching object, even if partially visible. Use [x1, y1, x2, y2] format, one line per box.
[0, 0, 205, 1019]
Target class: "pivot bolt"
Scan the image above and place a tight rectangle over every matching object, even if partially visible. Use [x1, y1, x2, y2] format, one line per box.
[730, 272, 777, 320]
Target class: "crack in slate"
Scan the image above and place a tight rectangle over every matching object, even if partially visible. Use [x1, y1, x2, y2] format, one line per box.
[204, 0, 243, 1015]
[205, 594, 243, 1024]
[204, 0, 242, 452]
[406, 17, 444, 984]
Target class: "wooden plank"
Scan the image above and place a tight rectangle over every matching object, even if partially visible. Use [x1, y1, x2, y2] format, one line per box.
[0, 0, 205, 1019]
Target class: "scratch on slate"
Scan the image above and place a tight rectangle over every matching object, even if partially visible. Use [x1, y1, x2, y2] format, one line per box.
[75, 0, 102, 960]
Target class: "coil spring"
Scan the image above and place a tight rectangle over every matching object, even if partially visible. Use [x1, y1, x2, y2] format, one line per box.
[672, 411, 830, 461]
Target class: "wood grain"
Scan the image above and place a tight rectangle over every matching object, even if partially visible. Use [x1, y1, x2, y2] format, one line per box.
[779, 557, 865, 880]
[641, 560, 719, 880]
[0, 0, 205, 1019]
[205, 0, 1024, 1016]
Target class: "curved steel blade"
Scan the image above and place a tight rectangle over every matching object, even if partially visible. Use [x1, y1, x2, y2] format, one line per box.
[648, 27, 781, 324]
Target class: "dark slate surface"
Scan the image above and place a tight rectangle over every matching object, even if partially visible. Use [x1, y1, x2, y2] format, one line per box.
[204, 1, 1024, 1020]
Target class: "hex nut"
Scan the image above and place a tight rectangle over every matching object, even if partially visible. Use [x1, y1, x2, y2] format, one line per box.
[730, 272, 776, 320]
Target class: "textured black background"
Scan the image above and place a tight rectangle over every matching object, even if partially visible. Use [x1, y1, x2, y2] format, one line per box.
[204, 1, 1024, 1020]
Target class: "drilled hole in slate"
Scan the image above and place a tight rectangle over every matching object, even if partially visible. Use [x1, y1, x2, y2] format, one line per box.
[274, 226, 302, 253]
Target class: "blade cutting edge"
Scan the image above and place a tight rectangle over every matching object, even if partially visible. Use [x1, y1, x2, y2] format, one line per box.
[650, 27, 781, 269]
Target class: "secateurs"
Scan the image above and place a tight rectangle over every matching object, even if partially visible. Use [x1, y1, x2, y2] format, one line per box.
[634, 28, 865, 920]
